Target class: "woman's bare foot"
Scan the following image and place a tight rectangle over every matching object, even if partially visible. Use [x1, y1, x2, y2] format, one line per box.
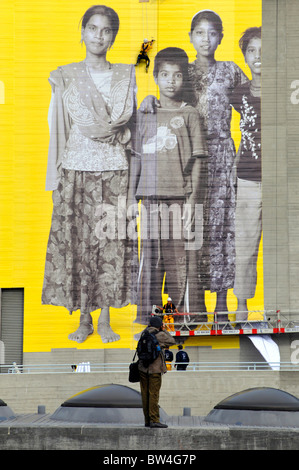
[97, 307, 120, 343]
[68, 313, 94, 343]
[98, 321, 120, 343]
[68, 322, 94, 343]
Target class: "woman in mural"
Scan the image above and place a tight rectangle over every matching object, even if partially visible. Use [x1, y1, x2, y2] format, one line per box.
[188, 10, 248, 317]
[42, 5, 137, 343]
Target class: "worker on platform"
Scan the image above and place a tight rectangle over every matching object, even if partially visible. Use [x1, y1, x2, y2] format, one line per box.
[157, 297, 177, 332]
[135, 38, 155, 72]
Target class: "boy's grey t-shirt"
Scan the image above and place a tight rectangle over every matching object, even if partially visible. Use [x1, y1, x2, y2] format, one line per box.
[132, 104, 208, 199]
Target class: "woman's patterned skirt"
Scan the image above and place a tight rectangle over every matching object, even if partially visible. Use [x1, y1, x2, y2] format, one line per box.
[42, 168, 137, 313]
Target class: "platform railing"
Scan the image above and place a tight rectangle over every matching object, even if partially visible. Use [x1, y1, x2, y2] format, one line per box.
[150, 308, 299, 335]
[1, 360, 299, 374]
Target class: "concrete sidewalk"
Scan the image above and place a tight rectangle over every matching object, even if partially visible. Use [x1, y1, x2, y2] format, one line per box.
[0, 412, 299, 450]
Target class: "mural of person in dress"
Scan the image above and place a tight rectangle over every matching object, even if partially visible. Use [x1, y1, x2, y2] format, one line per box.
[230, 27, 262, 321]
[42, 5, 137, 344]
[188, 10, 248, 319]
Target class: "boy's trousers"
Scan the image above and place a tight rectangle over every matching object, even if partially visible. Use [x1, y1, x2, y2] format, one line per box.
[135, 197, 205, 324]
[136, 198, 187, 323]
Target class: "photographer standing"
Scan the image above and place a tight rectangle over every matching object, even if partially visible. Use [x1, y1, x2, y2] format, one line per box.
[138, 316, 175, 428]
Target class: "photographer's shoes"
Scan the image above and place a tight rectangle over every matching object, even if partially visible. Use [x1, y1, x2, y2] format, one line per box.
[150, 422, 168, 428]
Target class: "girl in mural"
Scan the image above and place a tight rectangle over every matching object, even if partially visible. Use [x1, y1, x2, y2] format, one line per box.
[188, 10, 248, 317]
[230, 27, 262, 320]
[42, 5, 137, 343]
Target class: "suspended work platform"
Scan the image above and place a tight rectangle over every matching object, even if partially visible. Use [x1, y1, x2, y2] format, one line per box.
[151, 307, 299, 337]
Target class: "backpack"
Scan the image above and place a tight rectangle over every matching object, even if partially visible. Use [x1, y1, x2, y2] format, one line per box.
[137, 329, 161, 367]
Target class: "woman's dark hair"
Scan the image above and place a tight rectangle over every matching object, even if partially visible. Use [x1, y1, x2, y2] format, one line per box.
[239, 26, 261, 56]
[80, 5, 120, 45]
[190, 10, 223, 37]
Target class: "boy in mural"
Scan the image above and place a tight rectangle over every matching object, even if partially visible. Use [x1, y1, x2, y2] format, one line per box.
[129, 47, 208, 326]
[230, 27, 262, 321]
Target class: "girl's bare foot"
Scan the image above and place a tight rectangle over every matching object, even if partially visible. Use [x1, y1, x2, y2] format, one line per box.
[236, 299, 248, 322]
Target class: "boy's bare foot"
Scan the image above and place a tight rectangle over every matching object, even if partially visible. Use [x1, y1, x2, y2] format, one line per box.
[68, 322, 94, 343]
[98, 321, 120, 343]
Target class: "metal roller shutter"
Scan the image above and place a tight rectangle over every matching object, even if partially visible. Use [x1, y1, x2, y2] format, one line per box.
[0, 288, 24, 367]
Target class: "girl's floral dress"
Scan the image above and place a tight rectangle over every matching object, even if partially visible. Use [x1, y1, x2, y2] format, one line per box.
[189, 61, 247, 293]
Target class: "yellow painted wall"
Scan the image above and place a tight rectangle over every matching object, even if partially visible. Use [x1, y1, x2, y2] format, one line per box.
[0, 0, 262, 353]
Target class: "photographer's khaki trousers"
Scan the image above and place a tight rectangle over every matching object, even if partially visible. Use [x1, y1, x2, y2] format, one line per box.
[139, 371, 162, 424]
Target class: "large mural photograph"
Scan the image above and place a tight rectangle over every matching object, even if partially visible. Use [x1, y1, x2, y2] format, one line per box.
[0, 0, 264, 358]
